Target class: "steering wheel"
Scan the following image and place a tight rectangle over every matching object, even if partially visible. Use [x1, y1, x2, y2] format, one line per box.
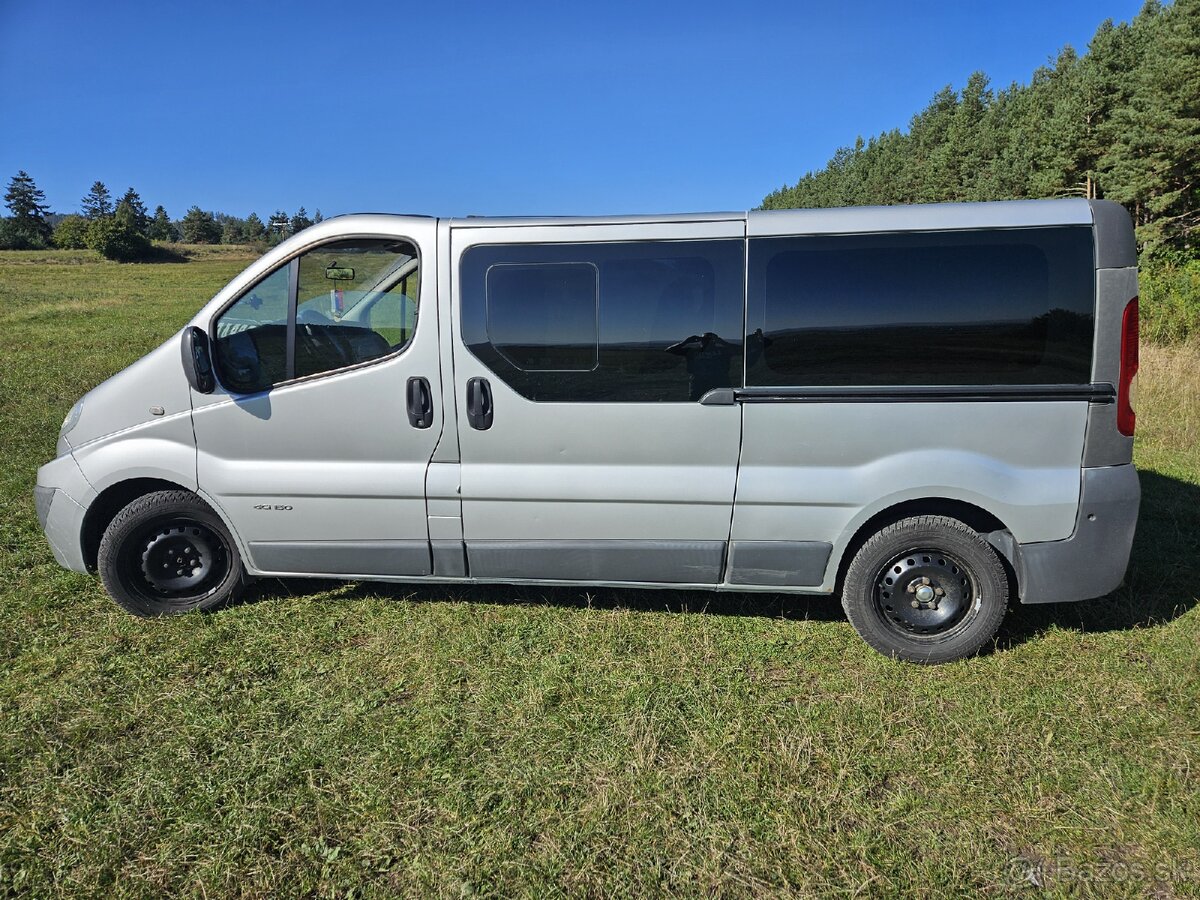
[301, 321, 349, 370]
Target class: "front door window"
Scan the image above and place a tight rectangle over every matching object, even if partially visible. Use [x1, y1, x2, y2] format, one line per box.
[213, 238, 420, 393]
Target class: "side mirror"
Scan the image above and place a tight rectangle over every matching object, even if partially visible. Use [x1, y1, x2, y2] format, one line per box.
[181, 325, 216, 394]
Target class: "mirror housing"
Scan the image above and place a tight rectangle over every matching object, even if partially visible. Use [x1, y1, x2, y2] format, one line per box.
[181, 325, 216, 394]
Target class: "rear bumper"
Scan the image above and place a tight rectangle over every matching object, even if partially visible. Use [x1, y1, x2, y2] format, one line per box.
[1016, 464, 1140, 604]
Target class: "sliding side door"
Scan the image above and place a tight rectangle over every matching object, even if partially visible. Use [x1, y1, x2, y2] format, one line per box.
[450, 218, 746, 585]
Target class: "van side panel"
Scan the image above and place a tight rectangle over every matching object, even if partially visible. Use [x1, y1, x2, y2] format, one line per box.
[1023, 201, 1140, 601]
[72, 415, 199, 496]
[455, 401, 742, 535]
[192, 359, 439, 572]
[730, 400, 1089, 592]
[733, 219, 1100, 593]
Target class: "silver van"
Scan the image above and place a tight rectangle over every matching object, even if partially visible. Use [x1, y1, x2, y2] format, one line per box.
[35, 199, 1141, 663]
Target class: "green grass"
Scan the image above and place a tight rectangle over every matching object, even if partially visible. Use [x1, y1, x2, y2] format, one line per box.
[1, 250, 1198, 897]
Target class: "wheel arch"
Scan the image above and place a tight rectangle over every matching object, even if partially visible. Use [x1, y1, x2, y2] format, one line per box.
[830, 497, 1020, 596]
[81, 477, 197, 572]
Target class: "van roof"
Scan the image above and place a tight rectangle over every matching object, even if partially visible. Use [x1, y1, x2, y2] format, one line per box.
[324, 198, 1095, 234]
[448, 211, 746, 227]
[747, 198, 1093, 236]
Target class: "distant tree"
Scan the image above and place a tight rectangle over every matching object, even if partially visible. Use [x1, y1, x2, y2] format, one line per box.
[0, 218, 46, 249]
[147, 205, 175, 241]
[86, 209, 151, 261]
[290, 206, 313, 233]
[220, 217, 243, 244]
[312, 209, 324, 224]
[116, 187, 150, 235]
[267, 210, 290, 242]
[243, 212, 267, 242]
[180, 206, 220, 244]
[81, 181, 113, 219]
[52, 215, 90, 249]
[1100, 0, 1200, 251]
[4, 170, 52, 242]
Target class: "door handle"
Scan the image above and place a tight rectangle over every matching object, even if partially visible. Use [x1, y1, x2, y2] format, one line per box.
[466, 377, 493, 430]
[406, 376, 433, 428]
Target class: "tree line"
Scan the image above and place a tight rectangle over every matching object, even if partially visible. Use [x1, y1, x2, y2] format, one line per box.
[761, 0, 1198, 339]
[0, 173, 325, 260]
[762, 0, 1196, 252]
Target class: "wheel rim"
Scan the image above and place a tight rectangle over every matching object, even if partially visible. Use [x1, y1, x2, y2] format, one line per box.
[875, 548, 976, 638]
[121, 518, 230, 603]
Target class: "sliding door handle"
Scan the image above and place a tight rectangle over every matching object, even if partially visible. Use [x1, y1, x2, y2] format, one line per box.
[466, 377, 493, 430]
[406, 376, 433, 428]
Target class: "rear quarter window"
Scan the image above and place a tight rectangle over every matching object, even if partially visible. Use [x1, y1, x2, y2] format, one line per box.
[746, 227, 1095, 387]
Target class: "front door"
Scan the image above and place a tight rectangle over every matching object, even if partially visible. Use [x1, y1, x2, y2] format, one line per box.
[450, 219, 746, 585]
[191, 220, 442, 577]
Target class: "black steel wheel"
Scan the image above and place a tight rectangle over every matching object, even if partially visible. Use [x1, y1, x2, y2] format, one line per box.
[842, 515, 1009, 664]
[99, 490, 245, 616]
[875, 549, 976, 637]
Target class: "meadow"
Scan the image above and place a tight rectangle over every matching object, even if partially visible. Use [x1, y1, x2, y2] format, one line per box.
[0, 249, 1197, 897]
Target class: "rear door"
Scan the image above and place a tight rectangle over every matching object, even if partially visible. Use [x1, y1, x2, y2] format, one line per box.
[191, 219, 443, 577]
[449, 218, 746, 585]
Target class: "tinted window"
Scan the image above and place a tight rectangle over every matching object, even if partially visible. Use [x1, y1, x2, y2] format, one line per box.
[487, 263, 598, 371]
[746, 227, 1095, 386]
[462, 240, 744, 401]
[213, 238, 419, 393]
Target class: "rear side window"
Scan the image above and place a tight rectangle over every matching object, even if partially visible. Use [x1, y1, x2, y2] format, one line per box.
[486, 263, 598, 371]
[746, 227, 1095, 386]
[461, 240, 744, 401]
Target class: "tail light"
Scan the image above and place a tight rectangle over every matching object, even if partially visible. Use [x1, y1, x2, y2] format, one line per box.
[1117, 298, 1138, 436]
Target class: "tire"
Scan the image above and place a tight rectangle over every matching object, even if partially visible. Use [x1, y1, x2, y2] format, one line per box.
[841, 515, 1008, 664]
[98, 490, 245, 617]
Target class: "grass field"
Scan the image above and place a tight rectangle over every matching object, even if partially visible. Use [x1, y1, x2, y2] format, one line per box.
[1, 249, 1198, 897]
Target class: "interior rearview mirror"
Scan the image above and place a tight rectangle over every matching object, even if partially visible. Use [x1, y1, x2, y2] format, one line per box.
[181, 325, 216, 394]
[325, 263, 355, 281]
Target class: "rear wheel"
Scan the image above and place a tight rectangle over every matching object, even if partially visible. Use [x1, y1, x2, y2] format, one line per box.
[841, 515, 1008, 664]
[98, 490, 245, 617]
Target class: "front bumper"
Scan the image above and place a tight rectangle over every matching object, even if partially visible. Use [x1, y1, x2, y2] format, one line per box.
[1016, 464, 1141, 604]
[34, 454, 95, 574]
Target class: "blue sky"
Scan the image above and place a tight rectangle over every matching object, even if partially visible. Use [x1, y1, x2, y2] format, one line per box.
[0, 0, 1143, 219]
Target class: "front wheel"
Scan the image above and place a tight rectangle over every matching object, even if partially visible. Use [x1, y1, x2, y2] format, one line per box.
[98, 490, 245, 617]
[841, 515, 1009, 664]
